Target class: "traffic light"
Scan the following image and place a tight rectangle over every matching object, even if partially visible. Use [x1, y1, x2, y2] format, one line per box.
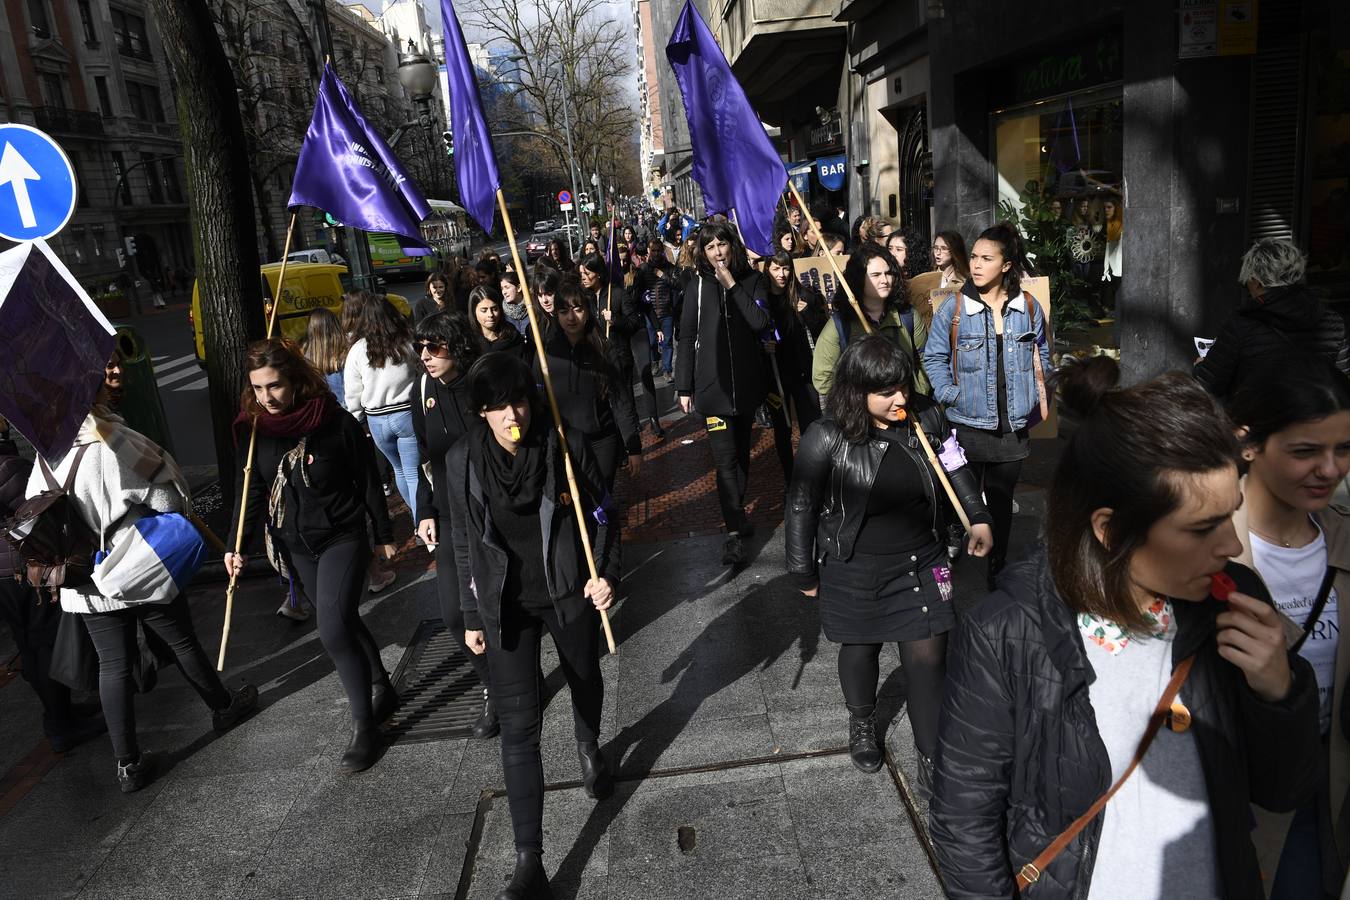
[442, 130, 453, 156]
[124, 235, 137, 256]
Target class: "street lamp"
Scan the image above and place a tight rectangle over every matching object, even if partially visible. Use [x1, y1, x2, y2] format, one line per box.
[397, 40, 438, 125]
[505, 51, 582, 256]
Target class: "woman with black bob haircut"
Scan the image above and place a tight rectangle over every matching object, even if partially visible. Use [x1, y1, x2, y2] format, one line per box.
[535, 273, 641, 489]
[447, 352, 620, 900]
[929, 355, 1322, 900]
[674, 219, 774, 566]
[786, 335, 991, 790]
[810, 241, 929, 397]
[410, 311, 497, 739]
[226, 338, 397, 773]
[531, 268, 561, 325]
[1225, 358, 1350, 900]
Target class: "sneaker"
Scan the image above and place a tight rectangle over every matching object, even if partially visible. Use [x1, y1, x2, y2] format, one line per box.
[276, 601, 309, 622]
[720, 535, 744, 566]
[116, 752, 158, 794]
[382, 482, 393, 497]
[1012, 498, 1021, 514]
[212, 683, 259, 733]
[369, 568, 396, 593]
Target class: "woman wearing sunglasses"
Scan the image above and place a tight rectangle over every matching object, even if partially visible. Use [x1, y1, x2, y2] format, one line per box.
[410, 312, 499, 739]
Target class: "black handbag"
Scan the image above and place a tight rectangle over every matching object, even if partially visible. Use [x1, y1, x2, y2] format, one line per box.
[49, 609, 97, 692]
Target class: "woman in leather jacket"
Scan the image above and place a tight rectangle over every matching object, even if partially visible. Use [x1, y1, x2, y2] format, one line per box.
[929, 357, 1321, 900]
[785, 335, 993, 790]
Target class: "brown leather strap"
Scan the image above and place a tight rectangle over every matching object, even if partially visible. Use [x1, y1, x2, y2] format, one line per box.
[1015, 654, 1196, 891]
[39, 444, 89, 493]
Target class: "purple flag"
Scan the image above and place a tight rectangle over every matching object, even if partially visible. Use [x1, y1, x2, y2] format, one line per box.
[0, 240, 116, 460]
[288, 64, 432, 249]
[665, 0, 785, 256]
[440, 0, 501, 234]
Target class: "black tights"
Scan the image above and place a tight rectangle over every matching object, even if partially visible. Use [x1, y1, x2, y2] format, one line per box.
[969, 458, 1023, 568]
[487, 603, 604, 853]
[432, 517, 490, 688]
[286, 537, 389, 725]
[838, 635, 948, 758]
[83, 592, 232, 760]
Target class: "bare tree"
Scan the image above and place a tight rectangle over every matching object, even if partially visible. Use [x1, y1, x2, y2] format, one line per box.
[464, 0, 641, 205]
[147, 0, 266, 505]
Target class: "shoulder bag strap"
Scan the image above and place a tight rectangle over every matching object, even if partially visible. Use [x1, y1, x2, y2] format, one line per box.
[1290, 566, 1338, 654]
[43, 444, 91, 493]
[1016, 654, 1197, 890]
[948, 294, 962, 385]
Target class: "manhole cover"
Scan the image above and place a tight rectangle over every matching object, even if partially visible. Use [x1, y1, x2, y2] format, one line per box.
[384, 618, 484, 743]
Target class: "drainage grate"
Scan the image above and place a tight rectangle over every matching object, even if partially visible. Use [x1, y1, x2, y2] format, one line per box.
[384, 619, 484, 743]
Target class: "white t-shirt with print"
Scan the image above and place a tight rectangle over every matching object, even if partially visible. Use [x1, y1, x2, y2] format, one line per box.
[1252, 523, 1338, 734]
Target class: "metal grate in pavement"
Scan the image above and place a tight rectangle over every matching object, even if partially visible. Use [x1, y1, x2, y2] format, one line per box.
[384, 618, 484, 744]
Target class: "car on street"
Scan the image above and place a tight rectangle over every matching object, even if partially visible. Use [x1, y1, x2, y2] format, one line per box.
[285, 248, 346, 266]
[533, 221, 552, 233]
[525, 234, 551, 261]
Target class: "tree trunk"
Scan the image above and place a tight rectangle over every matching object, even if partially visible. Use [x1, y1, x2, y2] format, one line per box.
[147, 0, 265, 510]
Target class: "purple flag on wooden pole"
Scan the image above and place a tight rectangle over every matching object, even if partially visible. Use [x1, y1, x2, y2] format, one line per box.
[288, 64, 432, 249]
[440, 0, 501, 234]
[665, 0, 786, 256]
[0, 239, 116, 460]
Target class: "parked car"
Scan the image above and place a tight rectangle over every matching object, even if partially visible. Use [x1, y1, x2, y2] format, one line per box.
[525, 235, 550, 261]
[285, 248, 346, 266]
[532, 221, 552, 234]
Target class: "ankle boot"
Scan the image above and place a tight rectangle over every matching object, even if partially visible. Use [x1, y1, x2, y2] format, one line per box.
[846, 705, 882, 774]
[372, 681, 400, 723]
[471, 688, 500, 740]
[577, 740, 614, 800]
[340, 721, 383, 773]
[493, 850, 552, 900]
[915, 751, 934, 803]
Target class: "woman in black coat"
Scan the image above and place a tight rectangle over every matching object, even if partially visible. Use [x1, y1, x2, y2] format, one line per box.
[762, 249, 824, 480]
[225, 338, 396, 773]
[929, 356, 1322, 900]
[410, 311, 497, 739]
[469, 284, 529, 359]
[534, 274, 642, 489]
[447, 353, 620, 900]
[673, 220, 773, 566]
[578, 252, 650, 425]
[786, 336, 991, 788]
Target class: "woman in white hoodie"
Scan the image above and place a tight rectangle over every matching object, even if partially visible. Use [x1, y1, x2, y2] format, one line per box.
[28, 354, 257, 793]
[344, 293, 420, 521]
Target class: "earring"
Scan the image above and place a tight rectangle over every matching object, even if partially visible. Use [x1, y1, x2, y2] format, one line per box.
[1242, 451, 1255, 461]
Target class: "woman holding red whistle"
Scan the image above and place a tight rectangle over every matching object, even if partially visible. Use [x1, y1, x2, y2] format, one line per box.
[930, 356, 1321, 900]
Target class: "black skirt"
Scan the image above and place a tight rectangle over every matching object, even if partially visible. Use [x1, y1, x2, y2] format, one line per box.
[819, 542, 955, 643]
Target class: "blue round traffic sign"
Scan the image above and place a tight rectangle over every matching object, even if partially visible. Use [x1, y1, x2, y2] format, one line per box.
[557, 190, 572, 204]
[0, 124, 77, 242]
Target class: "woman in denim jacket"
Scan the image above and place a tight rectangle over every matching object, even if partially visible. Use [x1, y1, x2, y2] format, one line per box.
[923, 223, 1051, 590]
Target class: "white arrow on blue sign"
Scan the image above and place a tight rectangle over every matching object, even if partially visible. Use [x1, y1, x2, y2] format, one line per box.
[0, 124, 77, 243]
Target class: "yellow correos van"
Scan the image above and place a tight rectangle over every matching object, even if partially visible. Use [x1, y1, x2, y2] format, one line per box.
[190, 262, 411, 363]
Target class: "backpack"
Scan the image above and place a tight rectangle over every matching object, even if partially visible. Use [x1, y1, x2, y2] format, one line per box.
[3, 445, 98, 591]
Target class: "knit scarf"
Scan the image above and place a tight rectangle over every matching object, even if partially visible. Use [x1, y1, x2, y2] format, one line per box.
[233, 392, 339, 445]
[504, 299, 529, 323]
[469, 417, 547, 513]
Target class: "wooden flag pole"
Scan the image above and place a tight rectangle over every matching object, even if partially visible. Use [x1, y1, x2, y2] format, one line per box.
[218, 212, 298, 671]
[497, 189, 618, 655]
[910, 415, 972, 534]
[768, 355, 795, 435]
[604, 212, 616, 339]
[786, 181, 870, 335]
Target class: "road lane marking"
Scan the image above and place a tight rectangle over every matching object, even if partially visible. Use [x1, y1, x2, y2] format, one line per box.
[173, 375, 209, 392]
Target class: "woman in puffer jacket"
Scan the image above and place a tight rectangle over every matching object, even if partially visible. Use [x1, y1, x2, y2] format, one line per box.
[929, 356, 1322, 900]
[28, 354, 257, 793]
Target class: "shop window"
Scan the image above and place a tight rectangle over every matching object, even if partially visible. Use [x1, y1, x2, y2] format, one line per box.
[994, 88, 1123, 336]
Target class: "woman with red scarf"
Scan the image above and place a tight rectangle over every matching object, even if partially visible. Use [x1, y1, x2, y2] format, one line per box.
[224, 338, 397, 772]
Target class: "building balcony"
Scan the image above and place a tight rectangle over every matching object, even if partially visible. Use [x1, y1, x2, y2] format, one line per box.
[34, 106, 105, 137]
[713, 0, 846, 126]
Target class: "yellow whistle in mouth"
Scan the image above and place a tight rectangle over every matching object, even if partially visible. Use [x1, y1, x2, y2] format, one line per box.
[509, 425, 521, 441]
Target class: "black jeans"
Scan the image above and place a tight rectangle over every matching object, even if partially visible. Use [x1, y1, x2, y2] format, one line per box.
[838, 635, 948, 758]
[0, 578, 72, 734]
[433, 516, 490, 688]
[705, 414, 755, 534]
[969, 458, 1023, 569]
[487, 602, 604, 853]
[83, 593, 232, 759]
[286, 536, 388, 725]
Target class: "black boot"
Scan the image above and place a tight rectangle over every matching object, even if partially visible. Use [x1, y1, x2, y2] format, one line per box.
[340, 721, 383, 773]
[846, 705, 882, 774]
[914, 751, 934, 803]
[471, 688, 500, 739]
[648, 417, 665, 439]
[372, 680, 400, 723]
[577, 740, 614, 800]
[494, 850, 552, 900]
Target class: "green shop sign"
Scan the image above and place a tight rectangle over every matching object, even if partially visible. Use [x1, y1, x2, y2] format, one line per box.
[991, 31, 1123, 108]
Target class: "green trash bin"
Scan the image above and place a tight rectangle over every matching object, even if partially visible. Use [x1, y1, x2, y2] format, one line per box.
[113, 326, 175, 455]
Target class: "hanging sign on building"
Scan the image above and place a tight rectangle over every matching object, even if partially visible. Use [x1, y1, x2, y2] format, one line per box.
[1180, 0, 1257, 59]
[787, 162, 812, 196]
[816, 155, 847, 192]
